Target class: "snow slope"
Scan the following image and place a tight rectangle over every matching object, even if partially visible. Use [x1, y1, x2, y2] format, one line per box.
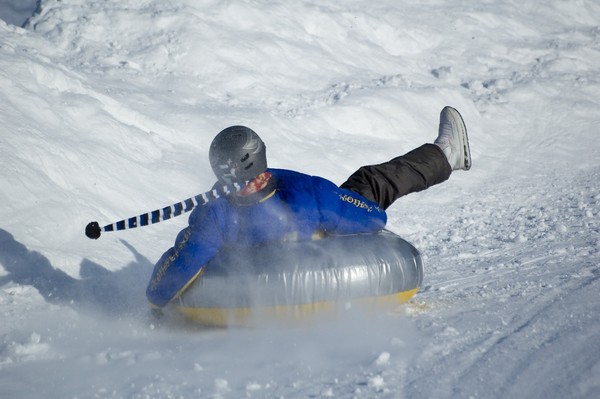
[0, 0, 37, 27]
[1, 0, 599, 397]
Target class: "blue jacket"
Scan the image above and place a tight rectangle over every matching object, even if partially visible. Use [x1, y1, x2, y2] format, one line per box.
[146, 168, 387, 307]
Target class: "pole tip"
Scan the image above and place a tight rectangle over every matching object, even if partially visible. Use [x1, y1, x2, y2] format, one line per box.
[85, 221, 101, 239]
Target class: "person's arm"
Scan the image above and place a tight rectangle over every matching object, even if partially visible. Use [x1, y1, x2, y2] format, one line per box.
[146, 201, 232, 307]
[312, 176, 387, 235]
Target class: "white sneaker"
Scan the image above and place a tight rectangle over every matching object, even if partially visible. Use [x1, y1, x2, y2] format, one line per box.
[434, 106, 471, 171]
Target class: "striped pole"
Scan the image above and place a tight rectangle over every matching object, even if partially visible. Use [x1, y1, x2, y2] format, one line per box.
[85, 181, 247, 239]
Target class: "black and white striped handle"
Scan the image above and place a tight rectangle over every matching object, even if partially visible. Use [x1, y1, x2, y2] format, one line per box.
[85, 181, 247, 239]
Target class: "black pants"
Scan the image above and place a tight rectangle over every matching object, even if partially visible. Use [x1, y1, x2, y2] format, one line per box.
[340, 144, 451, 210]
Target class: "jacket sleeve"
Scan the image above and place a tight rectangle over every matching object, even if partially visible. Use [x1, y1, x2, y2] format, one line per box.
[146, 201, 232, 307]
[311, 176, 387, 235]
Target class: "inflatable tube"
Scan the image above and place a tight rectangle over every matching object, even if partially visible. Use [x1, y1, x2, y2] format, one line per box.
[176, 230, 423, 326]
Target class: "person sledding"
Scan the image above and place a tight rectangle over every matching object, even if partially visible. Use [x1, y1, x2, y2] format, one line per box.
[145, 106, 472, 309]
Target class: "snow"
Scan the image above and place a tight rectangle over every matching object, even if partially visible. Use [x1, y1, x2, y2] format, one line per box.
[1, 0, 599, 397]
[0, 0, 37, 27]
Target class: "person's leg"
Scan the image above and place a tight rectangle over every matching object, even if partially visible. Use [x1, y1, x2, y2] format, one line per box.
[341, 106, 471, 210]
[340, 143, 451, 209]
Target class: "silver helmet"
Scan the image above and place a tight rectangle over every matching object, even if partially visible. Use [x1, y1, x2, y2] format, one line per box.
[209, 126, 267, 184]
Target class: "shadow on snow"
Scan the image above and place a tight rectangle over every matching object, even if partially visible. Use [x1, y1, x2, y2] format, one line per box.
[0, 228, 152, 317]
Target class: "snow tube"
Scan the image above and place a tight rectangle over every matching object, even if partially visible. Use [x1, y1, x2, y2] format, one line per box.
[176, 230, 423, 326]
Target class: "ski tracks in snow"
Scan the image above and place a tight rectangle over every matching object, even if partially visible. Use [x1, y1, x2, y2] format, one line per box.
[393, 166, 600, 398]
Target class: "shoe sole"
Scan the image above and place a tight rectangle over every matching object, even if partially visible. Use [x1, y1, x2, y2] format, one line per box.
[444, 106, 472, 171]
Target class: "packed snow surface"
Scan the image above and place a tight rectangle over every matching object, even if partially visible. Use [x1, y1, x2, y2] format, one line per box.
[1, 1, 599, 398]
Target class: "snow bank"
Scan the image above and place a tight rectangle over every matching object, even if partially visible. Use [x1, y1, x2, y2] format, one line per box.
[1, 0, 599, 398]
